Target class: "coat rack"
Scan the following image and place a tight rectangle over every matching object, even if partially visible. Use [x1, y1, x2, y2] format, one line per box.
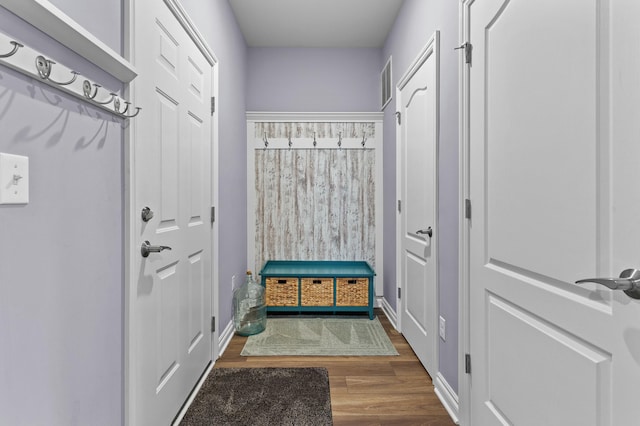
[0, 36, 140, 119]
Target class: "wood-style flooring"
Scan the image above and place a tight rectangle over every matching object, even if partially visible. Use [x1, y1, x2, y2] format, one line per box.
[214, 309, 456, 426]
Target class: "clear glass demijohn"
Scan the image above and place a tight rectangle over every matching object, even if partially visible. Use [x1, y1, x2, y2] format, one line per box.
[233, 270, 267, 336]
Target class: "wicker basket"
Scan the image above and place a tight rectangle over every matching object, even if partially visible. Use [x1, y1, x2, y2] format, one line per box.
[336, 278, 369, 306]
[301, 278, 334, 306]
[265, 277, 298, 306]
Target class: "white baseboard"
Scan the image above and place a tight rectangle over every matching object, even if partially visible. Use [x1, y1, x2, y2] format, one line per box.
[218, 319, 235, 358]
[379, 297, 398, 330]
[434, 372, 460, 425]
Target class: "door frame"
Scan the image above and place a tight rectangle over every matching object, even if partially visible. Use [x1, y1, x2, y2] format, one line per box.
[458, 1, 471, 424]
[123, 1, 220, 424]
[394, 31, 440, 367]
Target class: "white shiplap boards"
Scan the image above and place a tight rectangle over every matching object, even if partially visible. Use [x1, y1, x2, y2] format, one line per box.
[247, 112, 383, 295]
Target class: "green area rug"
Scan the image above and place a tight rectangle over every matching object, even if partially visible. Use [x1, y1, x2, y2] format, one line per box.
[181, 368, 332, 425]
[240, 317, 399, 356]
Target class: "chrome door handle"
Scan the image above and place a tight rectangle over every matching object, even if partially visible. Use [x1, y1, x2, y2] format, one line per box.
[141, 240, 172, 258]
[416, 227, 433, 238]
[575, 268, 640, 299]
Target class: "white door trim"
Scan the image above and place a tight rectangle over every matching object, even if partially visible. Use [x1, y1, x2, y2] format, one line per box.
[124, 1, 219, 424]
[395, 31, 440, 343]
[458, 1, 471, 424]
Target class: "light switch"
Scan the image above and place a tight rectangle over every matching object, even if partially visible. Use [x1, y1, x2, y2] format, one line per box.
[0, 153, 29, 205]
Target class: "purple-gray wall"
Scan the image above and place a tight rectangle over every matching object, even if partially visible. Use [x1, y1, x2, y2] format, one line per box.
[0, 7, 124, 425]
[246, 47, 381, 111]
[47, 0, 123, 55]
[179, 0, 248, 332]
[383, 0, 459, 393]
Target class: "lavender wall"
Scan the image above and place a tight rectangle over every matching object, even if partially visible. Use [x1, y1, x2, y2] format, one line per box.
[47, 0, 123, 54]
[247, 48, 381, 111]
[0, 7, 124, 425]
[383, 0, 459, 393]
[179, 0, 248, 330]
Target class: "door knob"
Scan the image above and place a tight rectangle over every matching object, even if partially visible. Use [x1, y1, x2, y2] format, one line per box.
[575, 268, 640, 299]
[416, 227, 433, 238]
[141, 240, 172, 258]
[141, 206, 154, 222]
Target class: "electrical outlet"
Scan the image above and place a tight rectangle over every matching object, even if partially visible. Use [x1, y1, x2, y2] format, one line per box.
[439, 316, 446, 341]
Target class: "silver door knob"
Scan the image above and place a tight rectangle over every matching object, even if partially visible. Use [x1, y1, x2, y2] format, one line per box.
[416, 227, 433, 238]
[575, 268, 640, 299]
[141, 240, 172, 258]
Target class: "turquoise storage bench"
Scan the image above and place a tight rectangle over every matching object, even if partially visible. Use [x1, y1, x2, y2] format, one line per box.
[259, 260, 376, 320]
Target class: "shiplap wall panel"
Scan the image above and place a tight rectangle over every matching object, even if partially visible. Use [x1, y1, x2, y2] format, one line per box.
[254, 148, 375, 274]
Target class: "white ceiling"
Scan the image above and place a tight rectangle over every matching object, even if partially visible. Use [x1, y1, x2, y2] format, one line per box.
[228, 0, 405, 48]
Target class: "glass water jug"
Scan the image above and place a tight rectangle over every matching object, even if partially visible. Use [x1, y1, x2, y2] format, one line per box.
[233, 270, 267, 336]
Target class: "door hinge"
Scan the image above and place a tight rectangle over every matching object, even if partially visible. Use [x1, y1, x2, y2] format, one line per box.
[211, 316, 216, 332]
[395, 111, 401, 125]
[397, 200, 402, 213]
[211, 97, 215, 115]
[465, 199, 471, 219]
[465, 353, 471, 374]
[455, 42, 473, 65]
[211, 206, 215, 225]
[398, 287, 401, 299]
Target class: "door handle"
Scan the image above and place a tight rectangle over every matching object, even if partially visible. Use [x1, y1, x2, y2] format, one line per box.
[141, 240, 172, 258]
[575, 268, 640, 299]
[416, 227, 433, 238]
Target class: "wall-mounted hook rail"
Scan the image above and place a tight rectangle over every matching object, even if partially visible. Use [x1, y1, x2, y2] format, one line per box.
[0, 41, 22, 58]
[0, 34, 140, 120]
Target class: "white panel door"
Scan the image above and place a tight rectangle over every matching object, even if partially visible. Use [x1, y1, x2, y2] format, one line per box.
[398, 32, 439, 378]
[132, 0, 213, 424]
[466, 0, 640, 424]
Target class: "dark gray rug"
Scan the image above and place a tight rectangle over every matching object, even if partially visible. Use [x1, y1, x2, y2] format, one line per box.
[180, 367, 333, 426]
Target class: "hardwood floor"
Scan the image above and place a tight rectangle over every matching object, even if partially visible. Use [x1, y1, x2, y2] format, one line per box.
[214, 309, 455, 426]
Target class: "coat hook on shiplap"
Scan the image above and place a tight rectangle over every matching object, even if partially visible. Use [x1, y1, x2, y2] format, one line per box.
[263, 132, 269, 149]
[313, 132, 317, 147]
[338, 132, 342, 149]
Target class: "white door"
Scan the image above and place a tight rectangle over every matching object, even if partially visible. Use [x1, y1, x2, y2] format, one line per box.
[131, 0, 213, 424]
[397, 32, 439, 378]
[465, 0, 640, 424]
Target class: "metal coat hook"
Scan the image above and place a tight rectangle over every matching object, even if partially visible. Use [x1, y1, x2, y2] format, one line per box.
[313, 132, 317, 147]
[338, 132, 342, 149]
[263, 132, 269, 149]
[120, 106, 142, 118]
[35, 56, 79, 86]
[82, 80, 101, 99]
[288, 133, 292, 150]
[361, 133, 367, 147]
[0, 41, 23, 58]
[93, 92, 117, 105]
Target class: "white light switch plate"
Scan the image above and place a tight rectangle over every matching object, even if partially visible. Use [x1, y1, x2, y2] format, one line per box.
[439, 316, 446, 341]
[0, 153, 29, 204]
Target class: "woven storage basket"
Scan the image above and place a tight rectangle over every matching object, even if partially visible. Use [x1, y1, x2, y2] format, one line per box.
[265, 277, 298, 306]
[336, 278, 369, 306]
[301, 278, 334, 306]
